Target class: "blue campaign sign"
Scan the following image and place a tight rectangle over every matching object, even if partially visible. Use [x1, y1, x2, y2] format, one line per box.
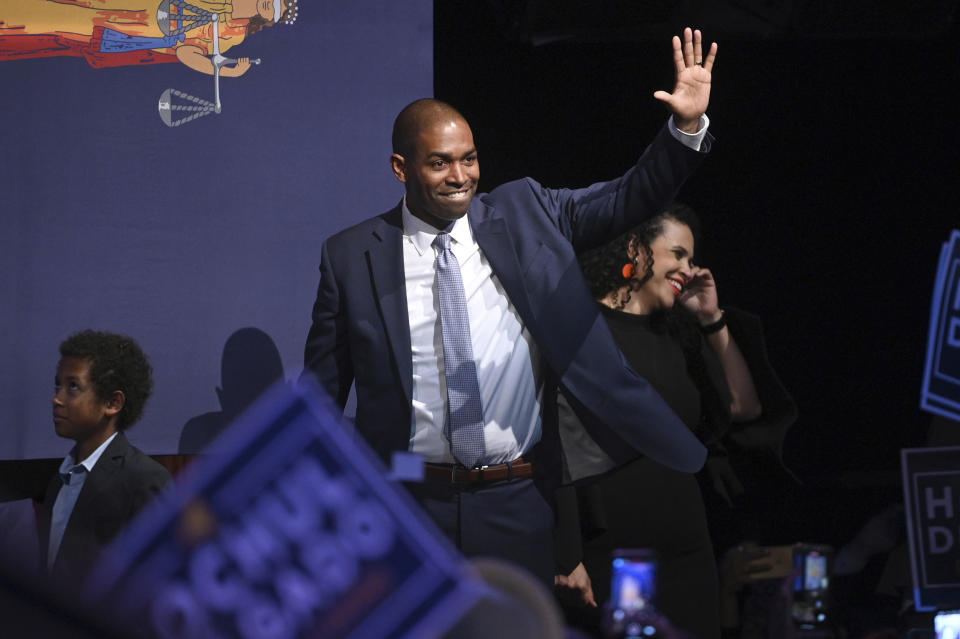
[86, 379, 483, 639]
[921, 230, 960, 421]
[901, 446, 960, 611]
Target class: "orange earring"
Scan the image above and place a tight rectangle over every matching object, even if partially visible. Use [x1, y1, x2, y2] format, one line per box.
[622, 262, 636, 278]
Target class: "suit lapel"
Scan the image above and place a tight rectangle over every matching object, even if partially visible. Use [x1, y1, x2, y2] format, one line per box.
[367, 206, 413, 402]
[366, 200, 535, 403]
[69, 434, 125, 527]
[470, 201, 536, 328]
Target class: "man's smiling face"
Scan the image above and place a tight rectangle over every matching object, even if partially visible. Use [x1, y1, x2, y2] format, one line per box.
[392, 117, 479, 229]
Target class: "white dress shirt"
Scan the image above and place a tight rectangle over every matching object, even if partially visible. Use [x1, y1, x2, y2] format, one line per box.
[403, 204, 543, 465]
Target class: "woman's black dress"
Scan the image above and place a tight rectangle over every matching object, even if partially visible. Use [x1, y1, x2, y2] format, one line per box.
[556, 305, 796, 639]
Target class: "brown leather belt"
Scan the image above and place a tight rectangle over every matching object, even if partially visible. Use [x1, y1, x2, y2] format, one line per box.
[423, 458, 534, 484]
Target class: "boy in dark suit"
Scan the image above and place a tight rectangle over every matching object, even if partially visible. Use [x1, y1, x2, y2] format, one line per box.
[39, 330, 171, 581]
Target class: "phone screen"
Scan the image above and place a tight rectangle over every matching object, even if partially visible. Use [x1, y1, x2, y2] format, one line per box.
[803, 552, 829, 592]
[604, 550, 660, 639]
[791, 544, 832, 627]
[610, 552, 657, 613]
[935, 610, 960, 639]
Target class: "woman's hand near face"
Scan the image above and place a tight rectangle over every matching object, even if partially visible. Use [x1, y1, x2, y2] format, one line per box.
[679, 266, 721, 324]
[684, 268, 764, 421]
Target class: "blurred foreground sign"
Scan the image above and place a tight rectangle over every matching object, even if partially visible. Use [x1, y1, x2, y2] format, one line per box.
[921, 229, 960, 422]
[87, 379, 481, 638]
[902, 446, 960, 611]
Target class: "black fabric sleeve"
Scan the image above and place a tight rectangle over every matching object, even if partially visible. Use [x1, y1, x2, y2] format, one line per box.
[554, 483, 583, 575]
[720, 307, 798, 461]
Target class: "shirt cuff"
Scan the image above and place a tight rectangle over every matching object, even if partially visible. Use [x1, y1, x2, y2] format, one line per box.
[668, 114, 710, 152]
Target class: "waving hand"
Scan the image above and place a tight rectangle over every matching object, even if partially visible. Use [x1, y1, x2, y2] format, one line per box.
[653, 28, 718, 133]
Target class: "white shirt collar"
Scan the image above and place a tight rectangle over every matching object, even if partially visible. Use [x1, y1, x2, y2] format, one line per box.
[60, 431, 119, 474]
[401, 196, 475, 256]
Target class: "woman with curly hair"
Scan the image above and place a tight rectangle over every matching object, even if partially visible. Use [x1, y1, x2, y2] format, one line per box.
[555, 203, 795, 638]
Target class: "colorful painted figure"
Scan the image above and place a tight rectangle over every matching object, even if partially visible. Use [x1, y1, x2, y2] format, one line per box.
[0, 0, 297, 73]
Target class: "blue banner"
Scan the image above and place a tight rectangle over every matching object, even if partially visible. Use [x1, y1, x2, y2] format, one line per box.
[87, 378, 482, 638]
[921, 230, 960, 422]
[901, 445, 960, 611]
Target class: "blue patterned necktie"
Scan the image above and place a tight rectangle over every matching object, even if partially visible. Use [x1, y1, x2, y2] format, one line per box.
[433, 233, 486, 468]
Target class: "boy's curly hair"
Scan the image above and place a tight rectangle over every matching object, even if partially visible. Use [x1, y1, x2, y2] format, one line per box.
[59, 330, 153, 431]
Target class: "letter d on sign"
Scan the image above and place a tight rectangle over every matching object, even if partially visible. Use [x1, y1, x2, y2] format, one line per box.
[929, 526, 955, 554]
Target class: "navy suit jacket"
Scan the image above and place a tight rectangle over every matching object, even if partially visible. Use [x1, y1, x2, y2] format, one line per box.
[37, 432, 171, 581]
[304, 123, 711, 477]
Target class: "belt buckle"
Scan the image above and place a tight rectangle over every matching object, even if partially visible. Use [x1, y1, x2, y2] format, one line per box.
[453, 464, 488, 483]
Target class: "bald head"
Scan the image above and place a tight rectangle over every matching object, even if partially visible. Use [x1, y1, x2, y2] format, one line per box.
[392, 99, 469, 158]
[389, 99, 479, 229]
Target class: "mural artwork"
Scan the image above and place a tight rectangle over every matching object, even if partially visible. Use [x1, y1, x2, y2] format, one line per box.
[0, 0, 297, 125]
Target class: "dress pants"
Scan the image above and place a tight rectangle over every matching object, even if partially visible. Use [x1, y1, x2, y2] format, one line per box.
[404, 477, 555, 587]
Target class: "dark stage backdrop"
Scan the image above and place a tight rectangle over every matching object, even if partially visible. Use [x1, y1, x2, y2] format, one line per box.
[433, 3, 960, 543]
[1, 1, 433, 458]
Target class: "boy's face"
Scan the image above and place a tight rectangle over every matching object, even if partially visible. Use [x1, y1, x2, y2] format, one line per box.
[53, 357, 117, 446]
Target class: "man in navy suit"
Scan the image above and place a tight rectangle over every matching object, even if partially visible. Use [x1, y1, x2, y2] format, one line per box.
[304, 29, 718, 584]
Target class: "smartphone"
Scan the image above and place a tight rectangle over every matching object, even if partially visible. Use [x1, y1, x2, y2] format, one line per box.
[603, 549, 659, 638]
[935, 610, 960, 639]
[610, 549, 657, 613]
[791, 544, 833, 627]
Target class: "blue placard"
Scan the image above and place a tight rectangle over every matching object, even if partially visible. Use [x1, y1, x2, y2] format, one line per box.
[921, 230, 960, 421]
[86, 378, 483, 638]
[901, 446, 960, 611]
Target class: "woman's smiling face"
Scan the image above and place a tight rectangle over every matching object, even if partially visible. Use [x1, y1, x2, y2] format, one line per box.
[632, 219, 695, 312]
